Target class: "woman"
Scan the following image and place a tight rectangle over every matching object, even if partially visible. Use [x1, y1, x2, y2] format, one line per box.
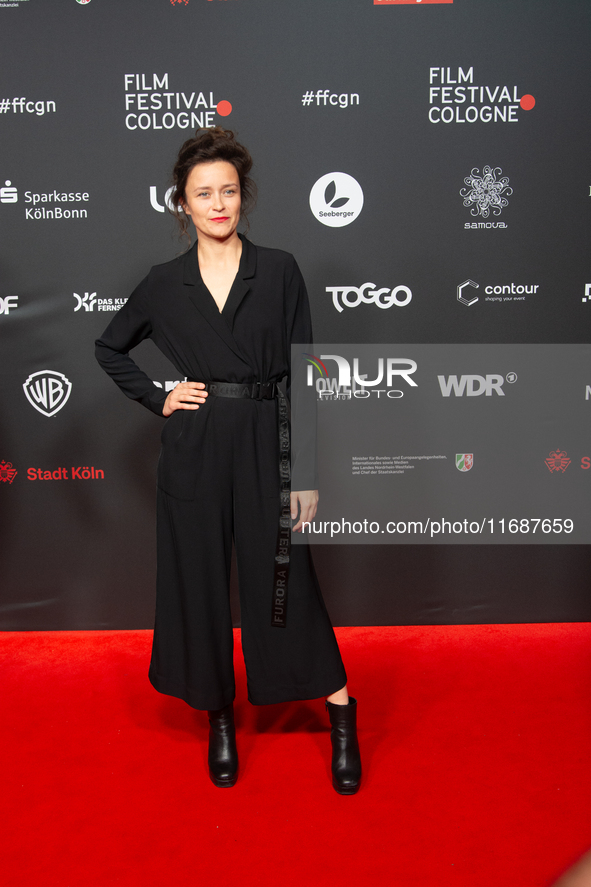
[95, 127, 361, 794]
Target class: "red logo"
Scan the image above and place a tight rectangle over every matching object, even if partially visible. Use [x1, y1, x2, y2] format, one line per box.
[0, 461, 17, 484]
[374, 1, 453, 5]
[170, 0, 189, 5]
[545, 451, 571, 473]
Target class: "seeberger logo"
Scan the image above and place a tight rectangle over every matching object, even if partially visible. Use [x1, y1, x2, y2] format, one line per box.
[23, 371, 72, 417]
[327, 282, 412, 312]
[309, 173, 364, 227]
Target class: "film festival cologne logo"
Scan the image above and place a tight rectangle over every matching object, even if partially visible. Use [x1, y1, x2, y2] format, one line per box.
[429, 65, 535, 125]
[124, 73, 233, 133]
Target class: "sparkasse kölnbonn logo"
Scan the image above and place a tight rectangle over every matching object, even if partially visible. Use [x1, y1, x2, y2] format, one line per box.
[309, 173, 364, 228]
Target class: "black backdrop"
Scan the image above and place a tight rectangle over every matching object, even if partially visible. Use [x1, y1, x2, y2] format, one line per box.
[1, 0, 590, 630]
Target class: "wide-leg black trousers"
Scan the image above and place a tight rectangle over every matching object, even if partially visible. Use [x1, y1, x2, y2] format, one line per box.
[148, 396, 347, 711]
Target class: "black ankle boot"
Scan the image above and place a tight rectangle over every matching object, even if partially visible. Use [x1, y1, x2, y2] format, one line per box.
[207, 703, 238, 788]
[325, 697, 361, 795]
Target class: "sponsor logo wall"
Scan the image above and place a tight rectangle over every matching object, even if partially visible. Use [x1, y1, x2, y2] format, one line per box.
[1, 0, 591, 628]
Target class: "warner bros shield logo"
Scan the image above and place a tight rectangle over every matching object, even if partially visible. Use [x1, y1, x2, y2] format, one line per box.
[456, 453, 473, 472]
[23, 371, 72, 417]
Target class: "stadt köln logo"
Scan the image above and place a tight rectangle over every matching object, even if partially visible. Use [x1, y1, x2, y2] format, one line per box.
[23, 371, 72, 417]
[461, 166, 512, 218]
[456, 454, 473, 472]
[545, 450, 571, 473]
[0, 461, 17, 484]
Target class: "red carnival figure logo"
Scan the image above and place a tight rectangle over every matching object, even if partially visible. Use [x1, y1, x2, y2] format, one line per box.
[0, 461, 17, 484]
[545, 451, 571, 473]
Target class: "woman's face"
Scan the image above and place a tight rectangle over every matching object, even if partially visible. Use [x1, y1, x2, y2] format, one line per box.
[182, 161, 241, 242]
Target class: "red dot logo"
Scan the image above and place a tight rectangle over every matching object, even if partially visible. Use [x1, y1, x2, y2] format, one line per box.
[520, 94, 535, 110]
[216, 100, 232, 117]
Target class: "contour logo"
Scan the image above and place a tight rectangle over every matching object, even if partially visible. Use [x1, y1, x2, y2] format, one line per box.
[23, 371, 72, 417]
[309, 173, 364, 228]
[457, 280, 478, 306]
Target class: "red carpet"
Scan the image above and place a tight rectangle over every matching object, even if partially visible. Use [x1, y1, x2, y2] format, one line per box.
[2, 625, 591, 887]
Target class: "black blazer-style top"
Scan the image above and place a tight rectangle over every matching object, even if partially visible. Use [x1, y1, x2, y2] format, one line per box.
[95, 235, 316, 498]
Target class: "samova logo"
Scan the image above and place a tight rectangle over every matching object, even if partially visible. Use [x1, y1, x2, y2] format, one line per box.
[309, 173, 364, 227]
[23, 371, 72, 417]
[438, 373, 517, 396]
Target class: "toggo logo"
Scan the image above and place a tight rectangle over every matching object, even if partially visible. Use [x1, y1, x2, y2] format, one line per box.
[327, 282, 412, 312]
[306, 353, 417, 399]
[438, 372, 517, 396]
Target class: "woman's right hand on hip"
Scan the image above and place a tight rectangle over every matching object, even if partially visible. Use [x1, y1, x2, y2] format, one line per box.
[162, 381, 209, 417]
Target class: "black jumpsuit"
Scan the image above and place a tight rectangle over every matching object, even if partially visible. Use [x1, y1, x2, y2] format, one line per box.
[95, 235, 347, 710]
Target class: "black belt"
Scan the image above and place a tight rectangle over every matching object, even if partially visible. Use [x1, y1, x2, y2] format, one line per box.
[203, 381, 278, 400]
[199, 380, 290, 628]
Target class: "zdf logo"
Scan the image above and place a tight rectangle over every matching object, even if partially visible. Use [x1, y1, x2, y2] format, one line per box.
[0, 296, 18, 315]
[309, 173, 364, 227]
